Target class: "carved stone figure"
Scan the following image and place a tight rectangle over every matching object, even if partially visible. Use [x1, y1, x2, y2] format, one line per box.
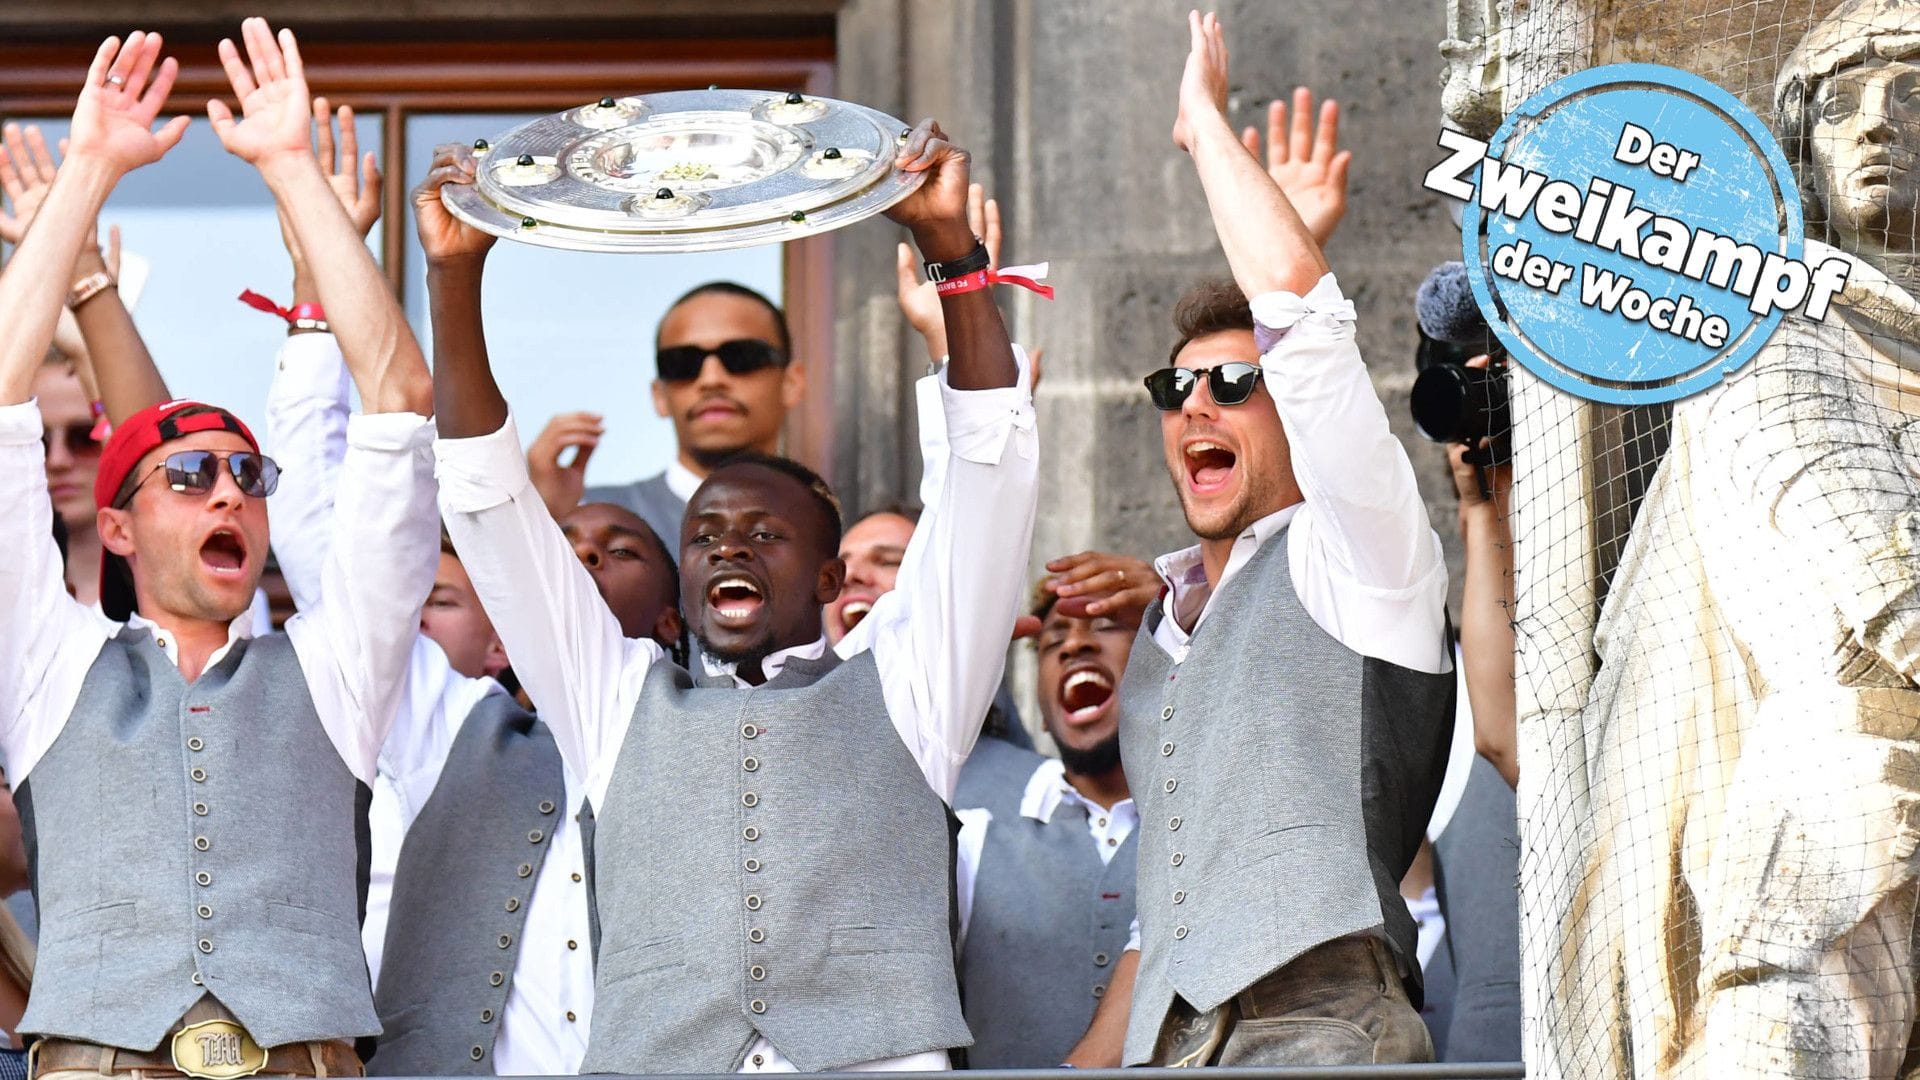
[1572, 2, 1920, 1076]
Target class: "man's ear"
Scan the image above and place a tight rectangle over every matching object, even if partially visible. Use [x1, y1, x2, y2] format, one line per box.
[814, 556, 846, 605]
[781, 359, 806, 410]
[481, 635, 512, 679]
[652, 606, 684, 654]
[651, 379, 671, 419]
[97, 506, 136, 557]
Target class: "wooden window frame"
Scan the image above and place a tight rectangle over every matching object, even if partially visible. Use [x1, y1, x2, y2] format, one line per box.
[0, 32, 842, 475]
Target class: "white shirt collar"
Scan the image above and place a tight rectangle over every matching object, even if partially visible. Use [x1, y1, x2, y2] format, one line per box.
[1018, 756, 1133, 823]
[700, 635, 829, 688]
[1151, 502, 1300, 638]
[664, 459, 703, 503]
[124, 609, 255, 671]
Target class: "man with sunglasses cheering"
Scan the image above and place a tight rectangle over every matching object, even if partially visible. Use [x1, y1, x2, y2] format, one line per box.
[0, 22, 439, 1079]
[528, 282, 801, 549]
[1076, 12, 1454, 1069]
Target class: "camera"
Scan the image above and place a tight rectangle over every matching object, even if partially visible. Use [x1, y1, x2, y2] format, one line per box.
[1410, 263, 1512, 467]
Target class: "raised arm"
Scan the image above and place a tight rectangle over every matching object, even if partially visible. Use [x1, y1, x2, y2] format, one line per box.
[837, 123, 1039, 801]
[1452, 442, 1518, 786]
[416, 143, 658, 798]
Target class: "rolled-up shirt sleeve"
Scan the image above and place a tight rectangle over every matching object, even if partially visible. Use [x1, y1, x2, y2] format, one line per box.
[1253, 275, 1450, 674]
[263, 333, 352, 613]
[436, 414, 660, 806]
[838, 346, 1040, 802]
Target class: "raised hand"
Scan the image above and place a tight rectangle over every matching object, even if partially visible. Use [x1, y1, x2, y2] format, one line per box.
[0, 125, 59, 244]
[1044, 550, 1162, 629]
[883, 119, 975, 257]
[1241, 88, 1352, 247]
[527, 411, 604, 519]
[207, 18, 316, 167]
[280, 97, 380, 267]
[65, 32, 189, 175]
[1172, 10, 1231, 154]
[412, 142, 497, 265]
[895, 182, 1000, 361]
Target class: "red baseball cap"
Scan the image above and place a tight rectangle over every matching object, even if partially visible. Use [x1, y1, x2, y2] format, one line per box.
[96, 399, 260, 621]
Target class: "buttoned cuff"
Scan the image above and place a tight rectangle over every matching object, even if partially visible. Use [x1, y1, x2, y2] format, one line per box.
[937, 343, 1037, 466]
[435, 413, 529, 514]
[0, 401, 44, 444]
[1250, 273, 1357, 354]
[270, 332, 350, 405]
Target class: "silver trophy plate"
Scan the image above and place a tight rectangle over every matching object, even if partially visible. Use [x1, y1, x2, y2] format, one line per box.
[441, 89, 927, 253]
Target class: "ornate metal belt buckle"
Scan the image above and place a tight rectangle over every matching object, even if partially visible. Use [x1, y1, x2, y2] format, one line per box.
[441, 88, 927, 253]
[169, 1019, 267, 1080]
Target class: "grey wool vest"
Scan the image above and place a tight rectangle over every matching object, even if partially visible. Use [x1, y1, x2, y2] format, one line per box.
[953, 743, 1138, 1068]
[15, 628, 378, 1051]
[369, 691, 566, 1075]
[582, 650, 970, 1074]
[1117, 527, 1453, 1065]
[583, 472, 684, 557]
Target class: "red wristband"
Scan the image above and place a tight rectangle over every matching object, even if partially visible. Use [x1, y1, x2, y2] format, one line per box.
[932, 262, 1056, 301]
[239, 289, 325, 325]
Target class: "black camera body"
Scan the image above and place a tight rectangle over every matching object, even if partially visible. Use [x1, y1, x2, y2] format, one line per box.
[1410, 263, 1512, 466]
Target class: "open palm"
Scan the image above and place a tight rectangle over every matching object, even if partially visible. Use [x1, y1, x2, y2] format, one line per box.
[207, 19, 315, 166]
[65, 32, 189, 175]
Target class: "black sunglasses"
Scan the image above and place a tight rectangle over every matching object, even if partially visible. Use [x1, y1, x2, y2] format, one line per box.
[41, 423, 101, 459]
[655, 339, 788, 383]
[116, 450, 281, 509]
[1143, 362, 1264, 411]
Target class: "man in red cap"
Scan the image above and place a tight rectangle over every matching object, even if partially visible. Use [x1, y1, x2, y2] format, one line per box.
[0, 21, 437, 1079]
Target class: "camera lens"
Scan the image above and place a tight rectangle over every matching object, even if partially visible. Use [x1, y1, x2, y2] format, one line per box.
[1411, 363, 1510, 459]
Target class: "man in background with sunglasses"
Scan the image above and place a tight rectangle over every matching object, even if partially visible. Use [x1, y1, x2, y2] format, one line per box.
[0, 23, 440, 1078]
[1074, 12, 1455, 1069]
[528, 283, 802, 550]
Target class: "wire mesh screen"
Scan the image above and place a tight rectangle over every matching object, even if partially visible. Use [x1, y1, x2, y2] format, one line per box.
[1453, 0, 1920, 1077]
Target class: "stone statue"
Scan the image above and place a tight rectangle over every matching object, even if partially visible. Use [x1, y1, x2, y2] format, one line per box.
[1569, 2, 1920, 1077]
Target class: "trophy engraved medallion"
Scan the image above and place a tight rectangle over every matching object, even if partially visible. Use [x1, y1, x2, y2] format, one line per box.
[441, 89, 927, 253]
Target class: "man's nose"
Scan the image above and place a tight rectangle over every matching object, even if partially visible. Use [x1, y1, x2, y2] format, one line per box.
[45, 432, 73, 469]
[206, 465, 248, 509]
[1180, 371, 1221, 420]
[695, 353, 732, 388]
[1856, 77, 1899, 141]
[1062, 622, 1099, 655]
[572, 539, 604, 571]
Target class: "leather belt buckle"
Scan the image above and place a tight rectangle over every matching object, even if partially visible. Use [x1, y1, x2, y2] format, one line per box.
[169, 1020, 267, 1080]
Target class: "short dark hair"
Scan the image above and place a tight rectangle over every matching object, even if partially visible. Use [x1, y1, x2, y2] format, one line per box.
[705, 450, 843, 557]
[858, 500, 922, 527]
[659, 281, 791, 355]
[1167, 278, 1254, 365]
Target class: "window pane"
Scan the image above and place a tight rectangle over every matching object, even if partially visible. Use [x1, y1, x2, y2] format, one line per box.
[3, 117, 384, 438]
[402, 112, 784, 489]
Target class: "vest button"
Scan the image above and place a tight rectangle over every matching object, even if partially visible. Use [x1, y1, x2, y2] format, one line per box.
[198, 938, 214, 954]
[1169, 816, 1182, 831]
[498, 934, 513, 949]
[489, 972, 505, 987]
[470, 1047, 484, 1061]
[1161, 741, 1175, 757]
[1173, 889, 1186, 904]
[517, 863, 533, 878]
[195, 872, 212, 887]
[741, 792, 758, 808]
[750, 999, 767, 1014]
[747, 928, 765, 943]
[1174, 925, 1189, 940]
[480, 1008, 494, 1023]
[1094, 952, 1110, 967]
[538, 800, 556, 815]
[752, 1055, 765, 1067]
[745, 895, 761, 911]
[1092, 984, 1106, 998]
[197, 905, 212, 919]
[187, 737, 204, 752]
[1164, 778, 1178, 794]
[193, 836, 210, 852]
[528, 829, 545, 844]
[1161, 705, 1175, 720]
[742, 724, 759, 739]
[744, 858, 761, 873]
[1171, 852, 1184, 867]
[743, 757, 759, 772]
[193, 803, 208, 816]
[191, 972, 203, 986]
[505, 898, 521, 913]
[191, 768, 207, 783]
[743, 827, 760, 842]
[749, 965, 766, 981]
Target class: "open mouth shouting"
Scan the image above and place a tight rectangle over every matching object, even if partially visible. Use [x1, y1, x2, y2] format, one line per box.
[1057, 661, 1117, 727]
[828, 590, 878, 639]
[706, 571, 767, 628]
[1183, 436, 1238, 497]
[199, 526, 249, 578]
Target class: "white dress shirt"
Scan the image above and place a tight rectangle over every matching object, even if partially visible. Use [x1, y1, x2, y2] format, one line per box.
[1149, 273, 1451, 676]
[953, 757, 1138, 945]
[0, 395, 435, 787]
[664, 458, 702, 503]
[435, 349, 1037, 1073]
[264, 333, 594, 1074]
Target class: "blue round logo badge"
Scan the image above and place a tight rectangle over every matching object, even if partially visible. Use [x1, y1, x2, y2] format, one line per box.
[1458, 63, 1805, 405]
